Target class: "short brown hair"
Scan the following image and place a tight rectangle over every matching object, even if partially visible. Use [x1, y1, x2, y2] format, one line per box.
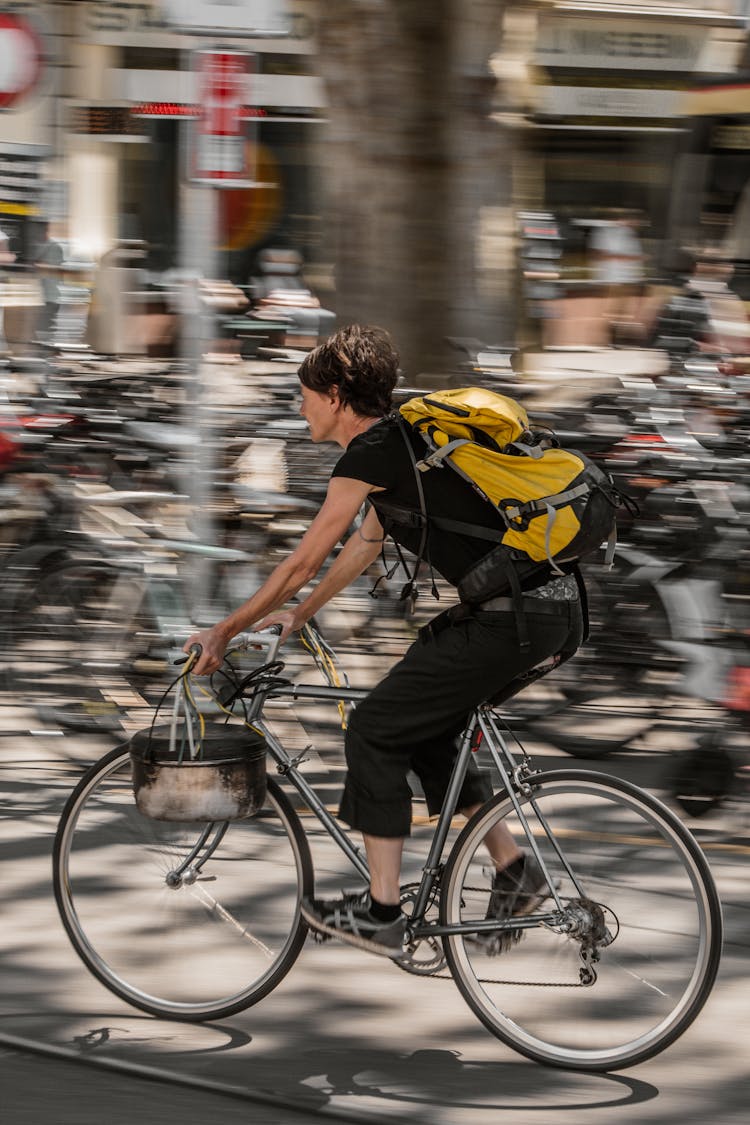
[298, 324, 399, 417]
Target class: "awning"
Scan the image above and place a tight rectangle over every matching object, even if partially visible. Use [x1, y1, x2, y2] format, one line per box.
[682, 84, 750, 116]
[535, 1, 747, 27]
[530, 122, 687, 134]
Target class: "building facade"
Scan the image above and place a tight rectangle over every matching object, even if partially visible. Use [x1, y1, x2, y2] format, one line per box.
[492, 0, 750, 343]
[0, 0, 323, 283]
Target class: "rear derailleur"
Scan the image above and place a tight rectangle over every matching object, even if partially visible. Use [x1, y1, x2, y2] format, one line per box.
[559, 897, 616, 986]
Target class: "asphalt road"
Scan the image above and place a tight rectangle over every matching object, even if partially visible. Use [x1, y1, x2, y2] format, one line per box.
[1, 1044, 323, 1125]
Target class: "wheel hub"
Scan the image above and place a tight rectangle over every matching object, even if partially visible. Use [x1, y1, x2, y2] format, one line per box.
[560, 897, 616, 986]
[563, 897, 611, 944]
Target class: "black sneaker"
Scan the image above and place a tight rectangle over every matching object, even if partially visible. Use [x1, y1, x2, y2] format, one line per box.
[473, 853, 551, 956]
[300, 890, 408, 959]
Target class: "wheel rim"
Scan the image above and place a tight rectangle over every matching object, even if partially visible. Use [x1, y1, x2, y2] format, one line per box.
[443, 775, 720, 1068]
[55, 751, 308, 1018]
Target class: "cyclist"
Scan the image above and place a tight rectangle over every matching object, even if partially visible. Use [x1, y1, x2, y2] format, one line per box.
[185, 325, 584, 958]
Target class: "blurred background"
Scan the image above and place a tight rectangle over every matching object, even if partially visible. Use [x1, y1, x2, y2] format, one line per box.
[0, 0, 748, 832]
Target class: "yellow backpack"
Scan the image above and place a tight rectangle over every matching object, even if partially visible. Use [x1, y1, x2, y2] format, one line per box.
[387, 387, 624, 630]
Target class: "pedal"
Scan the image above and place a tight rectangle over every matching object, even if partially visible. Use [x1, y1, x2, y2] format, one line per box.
[469, 926, 524, 958]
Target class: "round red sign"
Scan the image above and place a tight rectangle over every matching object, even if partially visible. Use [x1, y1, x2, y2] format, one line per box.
[0, 14, 43, 110]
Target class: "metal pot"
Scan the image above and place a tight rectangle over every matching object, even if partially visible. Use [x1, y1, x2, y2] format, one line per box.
[130, 722, 267, 822]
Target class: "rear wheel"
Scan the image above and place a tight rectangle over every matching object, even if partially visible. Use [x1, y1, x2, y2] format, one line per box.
[53, 746, 313, 1020]
[440, 771, 722, 1070]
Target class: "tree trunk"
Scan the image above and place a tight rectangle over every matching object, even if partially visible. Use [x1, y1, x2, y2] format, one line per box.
[317, 1, 510, 380]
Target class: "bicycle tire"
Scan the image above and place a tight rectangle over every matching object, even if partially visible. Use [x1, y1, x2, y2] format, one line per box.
[53, 744, 313, 1021]
[440, 770, 722, 1071]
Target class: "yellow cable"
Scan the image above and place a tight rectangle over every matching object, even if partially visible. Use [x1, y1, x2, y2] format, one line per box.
[178, 629, 349, 745]
[194, 681, 264, 738]
[301, 625, 347, 728]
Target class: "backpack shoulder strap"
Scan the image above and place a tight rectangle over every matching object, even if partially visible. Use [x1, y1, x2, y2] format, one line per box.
[416, 437, 470, 471]
[393, 413, 430, 603]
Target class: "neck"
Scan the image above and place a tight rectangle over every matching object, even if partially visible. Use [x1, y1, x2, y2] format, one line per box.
[336, 413, 382, 447]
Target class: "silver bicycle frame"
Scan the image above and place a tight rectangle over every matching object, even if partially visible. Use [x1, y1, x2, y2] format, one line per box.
[249, 679, 578, 936]
[255, 683, 371, 883]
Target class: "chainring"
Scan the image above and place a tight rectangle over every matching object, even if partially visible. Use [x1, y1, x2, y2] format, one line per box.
[396, 882, 447, 976]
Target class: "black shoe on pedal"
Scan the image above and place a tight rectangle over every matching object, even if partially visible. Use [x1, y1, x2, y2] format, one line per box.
[472, 853, 551, 956]
[300, 890, 408, 959]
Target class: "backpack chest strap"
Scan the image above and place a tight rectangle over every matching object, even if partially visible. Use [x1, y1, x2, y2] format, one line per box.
[501, 481, 591, 524]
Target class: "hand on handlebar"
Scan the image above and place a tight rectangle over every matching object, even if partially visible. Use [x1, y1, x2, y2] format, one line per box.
[182, 626, 229, 676]
[254, 609, 300, 644]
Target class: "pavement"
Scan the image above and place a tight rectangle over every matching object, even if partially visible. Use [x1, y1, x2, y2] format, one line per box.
[1, 675, 749, 1125]
[1, 348, 748, 1121]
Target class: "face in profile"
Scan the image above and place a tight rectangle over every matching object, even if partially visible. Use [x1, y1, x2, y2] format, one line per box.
[299, 383, 339, 443]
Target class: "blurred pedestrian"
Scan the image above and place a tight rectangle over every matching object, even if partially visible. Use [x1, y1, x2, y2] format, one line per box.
[33, 224, 64, 342]
[0, 225, 16, 351]
[0, 225, 15, 266]
[589, 210, 646, 344]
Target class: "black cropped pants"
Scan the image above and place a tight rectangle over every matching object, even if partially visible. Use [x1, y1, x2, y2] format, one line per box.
[338, 598, 584, 838]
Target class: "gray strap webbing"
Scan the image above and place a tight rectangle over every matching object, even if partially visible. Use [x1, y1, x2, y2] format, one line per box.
[507, 441, 543, 459]
[604, 524, 617, 568]
[503, 481, 590, 522]
[542, 501, 565, 575]
[416, 437, 469, 472]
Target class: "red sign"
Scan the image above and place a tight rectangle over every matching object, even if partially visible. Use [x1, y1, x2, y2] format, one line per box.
[191, 50, 254, 186]
[0, 13, 43, 110]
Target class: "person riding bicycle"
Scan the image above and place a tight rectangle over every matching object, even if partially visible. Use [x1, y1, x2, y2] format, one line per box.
[185, 325, 584, 959]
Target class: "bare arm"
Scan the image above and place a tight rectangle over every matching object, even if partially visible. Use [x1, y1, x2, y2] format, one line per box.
[185, 476, 377, 672]
[259, 503, 385, 637]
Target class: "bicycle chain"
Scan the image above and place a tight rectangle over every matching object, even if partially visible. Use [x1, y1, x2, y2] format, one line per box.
[430, 974, 586, 986]
[426, 886, 611, 987]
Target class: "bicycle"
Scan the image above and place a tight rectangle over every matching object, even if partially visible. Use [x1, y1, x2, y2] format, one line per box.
[52, 624, 723, 1072]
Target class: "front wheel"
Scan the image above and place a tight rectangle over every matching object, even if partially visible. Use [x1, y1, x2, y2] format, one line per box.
[440, 771, 722, 1071]
[53, 745, 313, 1021]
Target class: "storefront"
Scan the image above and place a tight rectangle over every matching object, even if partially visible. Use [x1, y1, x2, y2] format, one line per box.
[0, 1, 324, 281]
[680, 82, 750, 297]
[529, 3, 745, 256]
[67, 0, 324, 282]
[506, 0, 748, 343]
[0, 3, 55, 261]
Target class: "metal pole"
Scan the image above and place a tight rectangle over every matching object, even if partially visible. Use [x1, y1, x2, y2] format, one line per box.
[171, 9, 289, 620]
[178, 43, 218, 617]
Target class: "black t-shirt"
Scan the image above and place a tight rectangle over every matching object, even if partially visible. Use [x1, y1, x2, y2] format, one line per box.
[331, 414, 505, 587]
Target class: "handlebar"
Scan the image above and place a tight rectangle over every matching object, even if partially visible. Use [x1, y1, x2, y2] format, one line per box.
[171, 625, 284, 667]
[228, 625, 283, 663]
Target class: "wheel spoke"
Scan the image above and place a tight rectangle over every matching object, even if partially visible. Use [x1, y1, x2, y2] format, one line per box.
[53, 748, 311, 1020]
[441, 771, 722, 1070]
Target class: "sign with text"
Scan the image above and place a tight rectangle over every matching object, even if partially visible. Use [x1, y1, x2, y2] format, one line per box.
[84, 2, 312, 52]
[190, 49, 256, 186]
[538, 85, 682, 120]
[161, 0, 286, 35]
[535, 15, 743, 74]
